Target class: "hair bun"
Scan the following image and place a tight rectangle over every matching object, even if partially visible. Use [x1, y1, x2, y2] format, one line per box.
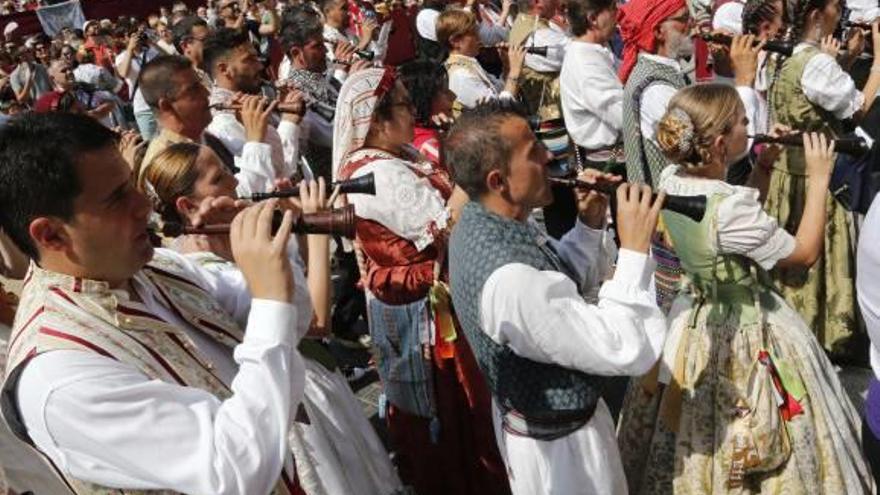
[656, 106, 696, 163]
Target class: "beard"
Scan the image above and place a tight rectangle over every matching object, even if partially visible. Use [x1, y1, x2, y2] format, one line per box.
[666, 29, 695, 61]
[233, 72, 262, 94]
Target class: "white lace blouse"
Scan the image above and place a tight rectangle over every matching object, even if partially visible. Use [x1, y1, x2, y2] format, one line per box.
[345, 148, 449, 252]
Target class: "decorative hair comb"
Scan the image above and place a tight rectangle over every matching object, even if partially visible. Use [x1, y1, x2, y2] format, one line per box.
[669, 107, 695, 155]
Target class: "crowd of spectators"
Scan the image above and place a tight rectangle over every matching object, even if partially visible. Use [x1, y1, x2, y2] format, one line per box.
[0, 0, 305, 128]
[0, 1, 42, 16]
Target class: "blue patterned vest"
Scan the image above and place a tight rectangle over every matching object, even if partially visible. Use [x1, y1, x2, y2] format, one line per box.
[449, 202, 603, 440]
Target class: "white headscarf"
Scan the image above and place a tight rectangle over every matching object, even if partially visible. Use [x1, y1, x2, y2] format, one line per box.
[712, 1, 744, 35]
[331, 67, 451, 251]
[331, 67, 396, 180]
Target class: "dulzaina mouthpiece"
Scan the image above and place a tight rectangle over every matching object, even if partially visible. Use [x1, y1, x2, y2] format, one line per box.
[246, 173, 376, 201]
[485, 45, 551, 56]
[699, 32, 794, 57]
[209, 101, 304, 115]
[525, 46, 548, 56]
[160, 205, 357, 238]
[750, 133, 870, 156]
[548, 177, 707, 223]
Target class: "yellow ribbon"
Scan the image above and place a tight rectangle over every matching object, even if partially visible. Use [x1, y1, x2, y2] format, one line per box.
[429, 280, 457, 359]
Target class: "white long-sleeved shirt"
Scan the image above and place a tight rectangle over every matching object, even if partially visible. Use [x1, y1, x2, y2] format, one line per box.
[15, 248, 308, 494]
[478, 221, 666, 494]
[522, 21, 570, 73]
[560, 41, 623, 155]
[639, 53, 682, 142]
[225, 140, 284, 197]
[848, 0, 880, 24]
[858, 196, 880, 379]
[792, 42, 864, 120]
[207, 87, 302, 186]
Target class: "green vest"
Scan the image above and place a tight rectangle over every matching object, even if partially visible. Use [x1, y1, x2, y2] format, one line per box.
[622, 55, 687, 186]
[768, 45, 843, 176]
[662, 195, 763, 326]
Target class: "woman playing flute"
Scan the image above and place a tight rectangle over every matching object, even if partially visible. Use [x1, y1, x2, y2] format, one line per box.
[438, 9, 525, 115]
[142, 142, 404, 495]
[333, 67, 505, 495]
[765, 0, 880, 360]
[618, 83, 873, 494]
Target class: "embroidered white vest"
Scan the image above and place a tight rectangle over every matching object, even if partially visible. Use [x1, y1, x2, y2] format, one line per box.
[0, 252, 298, 495]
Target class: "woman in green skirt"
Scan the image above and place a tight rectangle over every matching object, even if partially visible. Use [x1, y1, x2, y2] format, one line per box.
[766, 0, 880, 360]
[618, 84, 873, 494]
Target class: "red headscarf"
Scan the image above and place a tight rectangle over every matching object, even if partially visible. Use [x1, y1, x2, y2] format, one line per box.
[617, 0, 687, 83]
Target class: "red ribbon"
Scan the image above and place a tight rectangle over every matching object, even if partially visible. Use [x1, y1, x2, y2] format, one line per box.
[374, 66, 398, 98]
[758, 350, 804, 421]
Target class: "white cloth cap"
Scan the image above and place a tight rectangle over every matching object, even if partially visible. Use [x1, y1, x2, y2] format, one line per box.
[712, 2, 744, 35]
[416, 9, 440, 42]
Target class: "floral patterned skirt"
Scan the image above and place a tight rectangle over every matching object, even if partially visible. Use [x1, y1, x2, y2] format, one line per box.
[617, 289, 873, 494]
[764, 166, 864, 362]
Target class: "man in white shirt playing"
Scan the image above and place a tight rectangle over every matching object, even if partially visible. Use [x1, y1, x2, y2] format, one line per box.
[560, 0, 622, 168]
[446, 100, 668, 494]
[509, 0, 574, 237]
[138, 55, 304, 200]
[204, 28, 305, 182]
[510, 0, 570, 74]
[278, 7, 366, 181]
[320, 0, 381, 66]
[0, 112, 306, 494]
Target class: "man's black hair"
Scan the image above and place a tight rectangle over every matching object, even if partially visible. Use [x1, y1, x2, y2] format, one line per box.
[742, 0, 780, 35]
[399, 59, 449, 126]
[279, 5, 324, 55]
[443, 99, 530, 198]
[0, 113, 117, 260]
[172, 15, 209, 53]
[202, 27, 250, 77]
[566, 0, 616, 36]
